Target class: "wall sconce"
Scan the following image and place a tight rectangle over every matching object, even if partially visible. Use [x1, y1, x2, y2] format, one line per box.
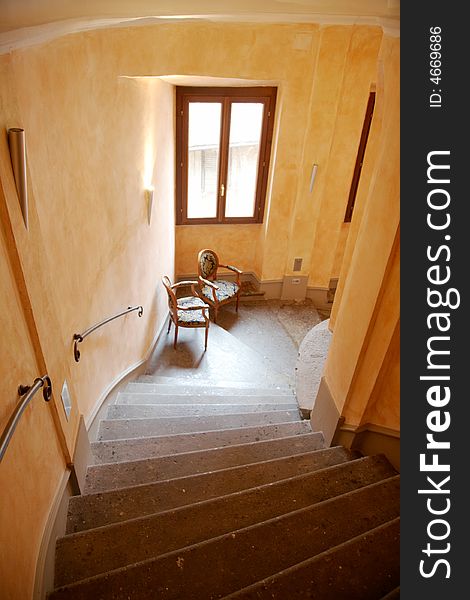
[7, 128, 28, 229]
[309, 163, 318, 193]
[145, 187, 154, 225]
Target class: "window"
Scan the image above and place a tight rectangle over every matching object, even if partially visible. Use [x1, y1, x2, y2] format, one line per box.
[344, 91, 376, 223]
[176, 87, 277, 224]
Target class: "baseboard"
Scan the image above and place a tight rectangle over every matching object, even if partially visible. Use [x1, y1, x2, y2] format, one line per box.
[332, 420, 400, 471]
[258, 278, 283, 299]
[306, 286, 332, 313]
[85, 316, 167, 432]
[33, 469, 72, 600]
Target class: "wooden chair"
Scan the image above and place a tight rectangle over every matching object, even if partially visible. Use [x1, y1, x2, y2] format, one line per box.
[162, 276, 210, 350]
[196, 249, 242, 323]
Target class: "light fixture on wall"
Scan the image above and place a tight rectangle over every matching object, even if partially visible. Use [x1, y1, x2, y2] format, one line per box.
[7, 128, 28, 229]
[145, 187, 154, 225]
[309, 163, 318, 193]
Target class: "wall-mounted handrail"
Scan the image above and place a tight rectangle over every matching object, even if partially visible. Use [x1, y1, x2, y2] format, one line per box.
[73, 305, 143, 362]
[0, 375, 52, 462]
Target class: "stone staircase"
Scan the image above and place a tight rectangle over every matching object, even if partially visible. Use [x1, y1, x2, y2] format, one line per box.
[48, 375, 399, 599]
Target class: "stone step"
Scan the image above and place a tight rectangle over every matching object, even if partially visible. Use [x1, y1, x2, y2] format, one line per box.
[116, 391, 295, 405]
[222, 518, 400, 599]
[97, 410, 301, 441]
[68, 445, 353, 534]
[84, 431, 324, 494]
[126, 380, 293, 396]
[106, 402, 299, 420]
[49, 476, 400, 598]
[55, 455, 396, 586]
[91, 421, 315, 464]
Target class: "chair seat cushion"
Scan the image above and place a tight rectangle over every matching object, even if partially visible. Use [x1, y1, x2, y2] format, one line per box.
[201, 280, 240, 303]
[176, 296, 208, 324]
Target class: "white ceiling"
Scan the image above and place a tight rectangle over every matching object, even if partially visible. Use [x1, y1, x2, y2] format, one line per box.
[0, 0, 400, 52]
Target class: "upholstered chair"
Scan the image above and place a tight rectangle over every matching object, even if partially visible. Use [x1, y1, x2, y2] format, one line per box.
[162, 276, 210, 350]
[196, 249, 242, 323]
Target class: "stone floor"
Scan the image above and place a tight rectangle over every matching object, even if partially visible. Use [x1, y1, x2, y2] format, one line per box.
[146, 299, 325, 387]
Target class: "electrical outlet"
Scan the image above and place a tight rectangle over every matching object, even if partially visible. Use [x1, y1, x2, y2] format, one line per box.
[292, 278, 301, 284]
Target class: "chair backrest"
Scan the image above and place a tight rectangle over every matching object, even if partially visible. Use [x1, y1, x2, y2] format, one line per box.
[162, 276, 177, 318]
[198, 249, 219, 280]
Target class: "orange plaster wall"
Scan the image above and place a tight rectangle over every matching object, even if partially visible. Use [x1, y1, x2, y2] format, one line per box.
[304, 26, 382, 287]
[362, 320, 400, 430]
[0, 32, 176, 598]
[341, 233, 400, 427]
[165, 22, 382, 286]
[0, 201, 66, 600]
[176, 224, 263, 276]
[323, 34, 400, 428]
[3, 38, 175, 423]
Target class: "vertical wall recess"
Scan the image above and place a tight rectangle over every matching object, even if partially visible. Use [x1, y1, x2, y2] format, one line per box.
[7, 128, 28, 229]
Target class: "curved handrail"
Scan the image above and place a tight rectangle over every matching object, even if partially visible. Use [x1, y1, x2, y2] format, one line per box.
[0, 375, 52, 462]
[73, 305, 143, 362]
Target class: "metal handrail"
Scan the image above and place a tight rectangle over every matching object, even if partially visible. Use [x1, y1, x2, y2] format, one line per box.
[73, 305, 143, 362]
[0, 375, 52, 462]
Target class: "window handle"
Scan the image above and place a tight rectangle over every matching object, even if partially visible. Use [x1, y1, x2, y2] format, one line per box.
[220, 183, 225, 197]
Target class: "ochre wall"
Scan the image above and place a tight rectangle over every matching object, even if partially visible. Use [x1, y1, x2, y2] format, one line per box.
[156, 22, 383, 286]
[0, 28, 175, 598]
[176, 224, 263, 276]
[287, 25, 382, 287]
[324, 35, 400, 431]
[0, 193, 66, 599]
[2, 41, 175, 423]
[0, 21, 398, 596]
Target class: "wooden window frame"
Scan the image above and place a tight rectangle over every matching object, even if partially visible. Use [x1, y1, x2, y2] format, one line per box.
[176, 86, 277, 225]
[344, 91, 376, 223]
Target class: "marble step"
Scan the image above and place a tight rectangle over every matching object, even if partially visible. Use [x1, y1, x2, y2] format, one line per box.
[55, 456, 396, 586]
[68, 445, 353, 534]
[97, 410, 301, 441]
[126, 380, 293, 396]
[91, 421, 315, 464]
[106, 402, 299, 420]
[84, 430, 324, 494]
[116, 391, 295, 405]
[49, 476, 400, 598]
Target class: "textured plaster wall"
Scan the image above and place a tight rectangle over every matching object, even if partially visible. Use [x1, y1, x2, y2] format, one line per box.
[362, 319, 400, 430]
[289, 25, 382, 287]
[164, 22, 382, 285]
[323, 35, 400, 430]
[3, 37, 175, 422]
[0, 26, 175, 596]
[176, 223, 263, 276]
[0, 200, 66, 599]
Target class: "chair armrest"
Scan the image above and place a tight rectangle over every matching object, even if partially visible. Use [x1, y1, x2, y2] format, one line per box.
[198, 276, 218, 289]
[219, 264, 241, 286]
[172, 280, 198, 295]
[171, 280, 199, 288]
[198, 276, 219, 303]
[220, 264, 242, 275]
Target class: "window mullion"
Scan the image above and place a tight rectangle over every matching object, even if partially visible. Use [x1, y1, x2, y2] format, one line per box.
[217, 98, 231, 222]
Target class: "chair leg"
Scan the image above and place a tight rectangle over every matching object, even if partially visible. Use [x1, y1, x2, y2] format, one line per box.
[174, 324, 178, 349]
[167, 318, 172, 334]
[236, 292, 240, 313]
[213, 305, 218, 324]
[204, 323, 209, 351]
